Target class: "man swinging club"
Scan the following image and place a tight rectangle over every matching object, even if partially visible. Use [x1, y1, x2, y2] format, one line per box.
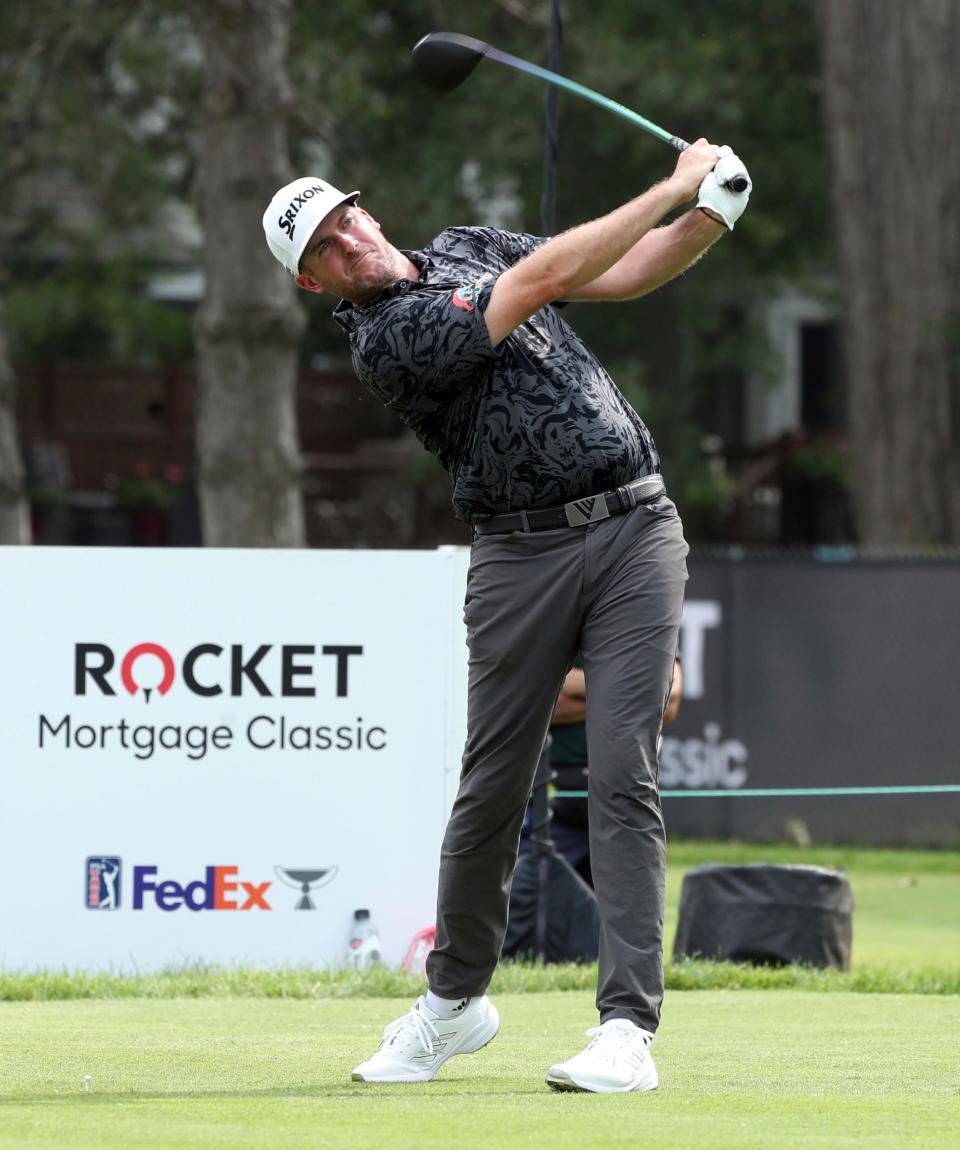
[263, 137, 751, 1093]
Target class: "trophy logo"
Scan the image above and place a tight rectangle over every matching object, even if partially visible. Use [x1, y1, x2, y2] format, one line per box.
[274, 866, 338, 910]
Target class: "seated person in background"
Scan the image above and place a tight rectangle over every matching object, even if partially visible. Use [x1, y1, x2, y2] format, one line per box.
[528, 655, 683, 888]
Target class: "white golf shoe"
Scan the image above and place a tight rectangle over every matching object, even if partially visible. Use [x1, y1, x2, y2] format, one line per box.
[546, 1018, 659, 1093]
[351, 995, 500, 1083]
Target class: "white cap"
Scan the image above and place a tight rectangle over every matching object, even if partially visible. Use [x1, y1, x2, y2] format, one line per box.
[262, 177, 360, 275]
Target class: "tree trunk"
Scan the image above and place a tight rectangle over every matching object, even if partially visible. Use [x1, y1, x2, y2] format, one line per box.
[0, 295, 30, 544]
[194, 0, 306, 547]
[816, 0, 960, 543]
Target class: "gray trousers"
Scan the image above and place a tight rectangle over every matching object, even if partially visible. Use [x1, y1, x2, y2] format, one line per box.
[426, 494, 688, 1033]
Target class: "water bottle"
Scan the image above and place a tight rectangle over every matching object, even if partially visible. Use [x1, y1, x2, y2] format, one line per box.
[346, 908, 382, 968]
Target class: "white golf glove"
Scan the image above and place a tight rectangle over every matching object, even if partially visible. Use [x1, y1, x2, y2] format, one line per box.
[697, 145, 752, 230]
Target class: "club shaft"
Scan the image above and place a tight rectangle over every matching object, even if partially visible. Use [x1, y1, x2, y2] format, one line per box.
[485, 46, 688, 153]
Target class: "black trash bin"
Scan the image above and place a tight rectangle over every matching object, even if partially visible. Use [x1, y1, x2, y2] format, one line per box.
[673, 862, 853, 970]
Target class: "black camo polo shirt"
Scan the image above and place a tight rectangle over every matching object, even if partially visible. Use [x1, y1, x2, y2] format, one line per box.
[333, 226, 660, 522]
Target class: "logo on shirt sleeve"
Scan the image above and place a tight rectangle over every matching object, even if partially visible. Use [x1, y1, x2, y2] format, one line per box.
[452, 282, 483, 312]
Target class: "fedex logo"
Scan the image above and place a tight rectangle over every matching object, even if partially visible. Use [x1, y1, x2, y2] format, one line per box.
[133, 865, 271, 911]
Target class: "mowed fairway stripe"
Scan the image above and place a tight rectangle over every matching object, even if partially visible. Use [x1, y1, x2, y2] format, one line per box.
[0, 992, 957, 1150]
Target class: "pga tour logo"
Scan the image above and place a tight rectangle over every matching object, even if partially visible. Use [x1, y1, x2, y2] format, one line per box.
[84, 859, 337, 911]
[85, 856, 121, 910]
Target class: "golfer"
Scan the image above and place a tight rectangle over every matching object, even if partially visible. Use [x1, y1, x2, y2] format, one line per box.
[263, 139, 751, 1093]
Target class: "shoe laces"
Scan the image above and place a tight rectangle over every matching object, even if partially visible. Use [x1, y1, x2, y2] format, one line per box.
[381, 998, 440, 1057]
[583, 1020, 653, 1064]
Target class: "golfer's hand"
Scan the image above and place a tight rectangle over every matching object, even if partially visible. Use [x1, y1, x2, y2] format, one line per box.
[670, 138, 723, 202]
[697, 146, 752, 229]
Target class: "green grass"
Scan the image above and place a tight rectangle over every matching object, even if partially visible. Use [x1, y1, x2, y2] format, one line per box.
[4, 842, 957, 1001]
[2, 954, 958, 1003]
[1, 992, 958, 1150]
[2, 844, 957, 1148]
[665, 841, 960, 875]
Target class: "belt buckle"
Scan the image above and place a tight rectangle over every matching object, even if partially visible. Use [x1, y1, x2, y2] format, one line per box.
[564, 493, 611, 527]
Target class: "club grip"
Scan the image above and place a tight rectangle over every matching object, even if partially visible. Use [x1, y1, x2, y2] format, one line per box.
[677, 140, 748, 193]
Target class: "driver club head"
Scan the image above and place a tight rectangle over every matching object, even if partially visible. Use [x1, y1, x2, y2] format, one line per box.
[411, 31, 490, 92]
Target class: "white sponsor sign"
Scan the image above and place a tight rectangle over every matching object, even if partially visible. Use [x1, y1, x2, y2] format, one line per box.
[0, 546, 469, 972]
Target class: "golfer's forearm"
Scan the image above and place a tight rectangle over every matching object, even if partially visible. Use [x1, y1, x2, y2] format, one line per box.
[567, 208, 726, 301]
[532, 179, 689, 298]
[485, 179, 690, 344]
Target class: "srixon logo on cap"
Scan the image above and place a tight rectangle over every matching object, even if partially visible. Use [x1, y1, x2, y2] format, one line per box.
[278, 184, 326, 239]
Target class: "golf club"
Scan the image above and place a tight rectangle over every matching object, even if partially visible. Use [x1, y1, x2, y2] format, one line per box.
[412, 31, 749, 193]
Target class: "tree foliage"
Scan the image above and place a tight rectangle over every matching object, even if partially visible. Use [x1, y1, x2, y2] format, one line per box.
[1, 0, 199, 361]
[11, 1, 950, 546]
[288, 0, 827, 522]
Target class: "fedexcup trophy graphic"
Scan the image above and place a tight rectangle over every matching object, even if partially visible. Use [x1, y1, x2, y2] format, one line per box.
[275, 866, 338, 910]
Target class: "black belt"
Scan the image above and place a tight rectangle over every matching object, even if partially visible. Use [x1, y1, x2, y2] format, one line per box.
[473, 474, 666, 535]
